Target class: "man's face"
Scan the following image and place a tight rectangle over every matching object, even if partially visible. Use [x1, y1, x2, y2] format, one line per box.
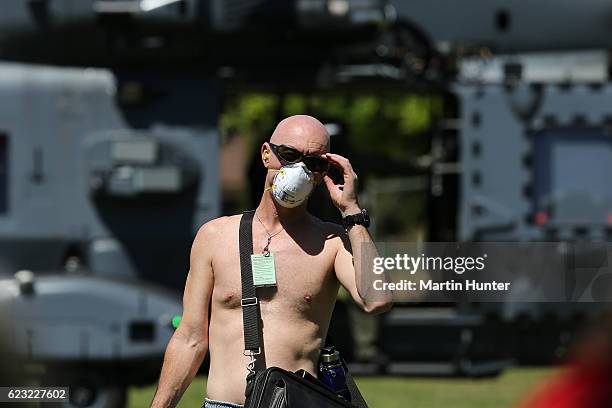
[262, 116, 331, 185]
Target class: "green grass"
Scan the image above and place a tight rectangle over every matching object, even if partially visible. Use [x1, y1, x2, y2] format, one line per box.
[129, 368, 555, 408]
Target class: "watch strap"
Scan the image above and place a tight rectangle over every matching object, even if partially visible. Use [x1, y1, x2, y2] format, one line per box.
[342, 209, 368, 229]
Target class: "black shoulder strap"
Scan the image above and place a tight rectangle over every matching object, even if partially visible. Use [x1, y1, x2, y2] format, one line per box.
[239, 210, 261, 355]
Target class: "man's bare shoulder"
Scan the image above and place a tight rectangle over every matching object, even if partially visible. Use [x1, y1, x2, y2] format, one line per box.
[307, 215, 346, 243]
[192, 214, 242, 249]
[196, 214, 241, 235]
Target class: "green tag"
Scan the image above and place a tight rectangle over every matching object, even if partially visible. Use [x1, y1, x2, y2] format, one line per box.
[251, 253, 277, 287]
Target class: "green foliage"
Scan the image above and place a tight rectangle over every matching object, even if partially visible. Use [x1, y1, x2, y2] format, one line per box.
[220, 92, 443, 158]
[283, 94, 309, 116]
[219, 94, 278, 145]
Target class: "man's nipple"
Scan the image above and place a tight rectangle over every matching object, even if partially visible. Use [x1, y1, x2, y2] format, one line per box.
[303, 294, 312, 303]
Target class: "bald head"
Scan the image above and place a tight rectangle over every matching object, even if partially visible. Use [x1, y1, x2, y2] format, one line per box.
[270, 115, 330, 154]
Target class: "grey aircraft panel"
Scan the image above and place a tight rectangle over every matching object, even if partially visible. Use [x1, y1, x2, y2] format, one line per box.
[392, 0, 612, 52]
[457, 82, 612, 242]
[0, 274, 181, 360]
[0, 62, 220, 280]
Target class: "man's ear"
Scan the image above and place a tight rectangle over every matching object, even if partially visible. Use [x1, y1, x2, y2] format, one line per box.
[261, 143, 270, 167]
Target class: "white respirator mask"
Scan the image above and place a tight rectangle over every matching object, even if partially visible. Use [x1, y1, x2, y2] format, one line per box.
[269, 162, 315, 208]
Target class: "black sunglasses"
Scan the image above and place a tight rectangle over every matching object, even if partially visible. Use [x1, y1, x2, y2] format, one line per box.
[269, 143, 330, 173]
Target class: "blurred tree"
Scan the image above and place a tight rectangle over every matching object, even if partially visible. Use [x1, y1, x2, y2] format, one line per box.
[219, 93, 278, 147]
[220, 92, 441, 156]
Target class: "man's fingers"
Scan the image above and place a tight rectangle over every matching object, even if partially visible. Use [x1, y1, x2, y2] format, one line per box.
[324, 153, 351, 167]
[323, 174, 336, 191]
[324, 153, 353, 175]
[323, 174, 345, 194]
[324, 154, 358, 186]
[324, 174, 345, 189]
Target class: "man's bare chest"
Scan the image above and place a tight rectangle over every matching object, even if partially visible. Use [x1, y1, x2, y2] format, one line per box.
[211, 235, 339, 312]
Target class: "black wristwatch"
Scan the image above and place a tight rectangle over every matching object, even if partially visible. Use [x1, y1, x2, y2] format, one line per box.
[342, 208, 370, 230]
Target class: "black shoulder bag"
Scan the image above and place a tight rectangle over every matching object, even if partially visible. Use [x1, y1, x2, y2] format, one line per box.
[239, 211, 369, 408]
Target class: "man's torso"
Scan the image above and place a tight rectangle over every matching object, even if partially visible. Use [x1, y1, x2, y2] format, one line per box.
[205, 213, 344, 404]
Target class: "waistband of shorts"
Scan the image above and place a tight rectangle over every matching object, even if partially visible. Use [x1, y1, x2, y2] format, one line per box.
[203, 397, 244, 408]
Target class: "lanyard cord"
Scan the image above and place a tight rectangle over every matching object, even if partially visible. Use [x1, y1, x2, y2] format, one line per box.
[254, 211, 285, 255]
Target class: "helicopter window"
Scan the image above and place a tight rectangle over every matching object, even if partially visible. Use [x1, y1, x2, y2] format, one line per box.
[533, 127, 612, 224]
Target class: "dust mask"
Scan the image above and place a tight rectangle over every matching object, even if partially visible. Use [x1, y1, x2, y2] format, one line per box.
[270, 162, 315, 208]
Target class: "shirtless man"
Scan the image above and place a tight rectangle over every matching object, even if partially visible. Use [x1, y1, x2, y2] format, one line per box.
[150, 115, 392, 408]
